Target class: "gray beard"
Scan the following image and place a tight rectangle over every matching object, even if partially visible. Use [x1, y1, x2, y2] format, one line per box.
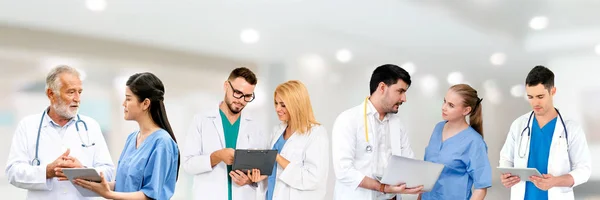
[52, 101, 77, 119]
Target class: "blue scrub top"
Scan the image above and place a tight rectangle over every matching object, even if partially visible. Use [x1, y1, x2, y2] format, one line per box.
[114, 129, 179, 200]
[266, 132, 287, 200]
[422, 121, 492, 200]
[524, 117, 557, 200]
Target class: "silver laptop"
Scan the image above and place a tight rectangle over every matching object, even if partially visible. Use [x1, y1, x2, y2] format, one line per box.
[379, 155, 445, 192]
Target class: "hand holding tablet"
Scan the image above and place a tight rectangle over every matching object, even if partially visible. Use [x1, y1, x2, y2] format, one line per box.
[62, 168, 103, 197]
[497, 167, 542, 188]
[497, 167, 542, 180]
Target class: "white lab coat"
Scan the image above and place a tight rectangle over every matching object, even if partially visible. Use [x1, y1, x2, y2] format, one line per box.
[5, 112, 115, 200]
[267, 123, 329, 200]
[332, 100, 415, 200]
[181, 106, 269, 200]
[499, 111, 592, 200]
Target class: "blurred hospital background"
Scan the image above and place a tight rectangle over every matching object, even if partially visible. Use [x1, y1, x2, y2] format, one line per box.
[1, 0, 599, 199]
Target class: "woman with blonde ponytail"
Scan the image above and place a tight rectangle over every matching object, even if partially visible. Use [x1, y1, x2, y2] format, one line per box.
[418, 84, 492, 200]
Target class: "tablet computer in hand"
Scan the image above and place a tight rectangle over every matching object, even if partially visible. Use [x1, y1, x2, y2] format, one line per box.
[497, 167, 542, 181]
[380, 156, 445, 192]
[62, 168, 102, 197]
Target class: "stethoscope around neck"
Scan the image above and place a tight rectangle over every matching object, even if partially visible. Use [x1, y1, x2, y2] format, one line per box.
[517, 108, 569, 159]
[363, 97, 374, 153]
[30, 110, 96, 166]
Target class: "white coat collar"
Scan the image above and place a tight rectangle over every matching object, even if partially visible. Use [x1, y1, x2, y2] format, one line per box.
[207, 102, 253, 148]
[364, 98, 391, 122]
[42, 107, 77, 128]
[361, 99, 403, 154]
[206, 102, 253, 121]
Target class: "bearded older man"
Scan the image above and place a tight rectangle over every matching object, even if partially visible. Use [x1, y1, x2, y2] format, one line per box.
[5, 65, 115, 200]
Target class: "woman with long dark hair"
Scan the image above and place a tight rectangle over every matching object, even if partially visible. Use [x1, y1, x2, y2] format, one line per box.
[74, 72, 179, 200]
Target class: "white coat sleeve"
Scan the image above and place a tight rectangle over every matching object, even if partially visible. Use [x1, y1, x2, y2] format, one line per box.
[89, 121, 116, 182]
[399, 125, 415, 159]
[278, 126, 329, 190]
[567, 122, 592, 188]
[499, 119, 519, 167]
[5, 120, 53, 191]
[181, 115, 213, 175]
[332, 114, 366, 190]
[254, 125, 270, 199]
[255, 179, 268, 200]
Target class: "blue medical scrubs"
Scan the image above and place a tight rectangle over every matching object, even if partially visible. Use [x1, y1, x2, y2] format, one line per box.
[266, 132, 287, 200]
[524, 117, 557, 200]
[114, 129, 179, 200]
[422, 121, 492, 200]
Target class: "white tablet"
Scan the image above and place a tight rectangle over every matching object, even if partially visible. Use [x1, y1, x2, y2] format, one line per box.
[380, 156, 445, 192]
[497, 167, 542, 181]
[62, 168, 102, 197]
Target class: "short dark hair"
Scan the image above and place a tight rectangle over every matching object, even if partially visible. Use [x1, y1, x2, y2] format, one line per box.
[369, 64, 412, 95]
[525, 65, 554, 91]
[228, 67, 257, 85]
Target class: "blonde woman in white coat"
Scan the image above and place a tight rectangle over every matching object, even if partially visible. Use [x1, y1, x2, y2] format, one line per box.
[250, 80, 329, 200]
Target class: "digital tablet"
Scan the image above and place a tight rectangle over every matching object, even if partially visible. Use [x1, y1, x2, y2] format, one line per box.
[497, 167, 542, 181]
[62, 168, 102, 197]
[379, 156, 444, 192]
[232, 149, 278, 176]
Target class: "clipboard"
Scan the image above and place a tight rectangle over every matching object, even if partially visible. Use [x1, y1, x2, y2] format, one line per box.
[379, 155, 444, 192]
[62, 168, 102, 197]
[232, 149, 278, 176]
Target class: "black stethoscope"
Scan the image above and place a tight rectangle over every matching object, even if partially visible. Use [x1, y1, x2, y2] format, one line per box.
[30, 110, 95, 166]
[518, 108, 568, 159]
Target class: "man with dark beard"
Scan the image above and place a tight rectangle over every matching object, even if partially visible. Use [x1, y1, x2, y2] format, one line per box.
[332, 64, 423, 200]
[181, 67, 269, 200]
[6, 65, 115, 200]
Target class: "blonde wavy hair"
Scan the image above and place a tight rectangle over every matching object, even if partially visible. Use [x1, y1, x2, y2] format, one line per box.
[274, 80, 320, 134]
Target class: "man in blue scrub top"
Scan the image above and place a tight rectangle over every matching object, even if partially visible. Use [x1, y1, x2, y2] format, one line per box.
[525, 116, 556, 199]
[499, 66, 592, 200]
[181, 67, 269, 200]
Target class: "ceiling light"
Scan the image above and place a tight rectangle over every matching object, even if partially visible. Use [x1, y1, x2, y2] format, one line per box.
[240, 29, 260, 44]
[529, 16, 549, 30]
[447, 71, 464, 85]
[335, 49, 352, 63]
[86, 0, 106, 12]
[490, 52, 507, 66]
[420, 74, 439, 97]
[510, 84, 525, 98]
[401, 62, 416, 76]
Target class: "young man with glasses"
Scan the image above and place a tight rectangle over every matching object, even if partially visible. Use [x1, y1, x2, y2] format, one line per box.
[181, 67, 269, 200]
